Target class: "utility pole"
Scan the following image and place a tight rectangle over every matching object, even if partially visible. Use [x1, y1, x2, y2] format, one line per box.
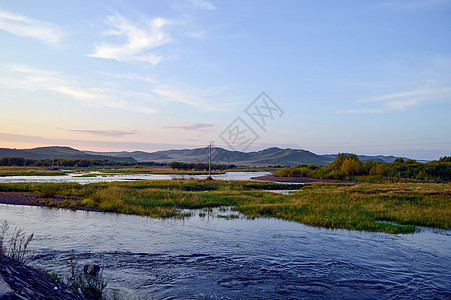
[207, 142, 213, 180]
[208, 142, 212, 177]
[51, 149, 55, 170]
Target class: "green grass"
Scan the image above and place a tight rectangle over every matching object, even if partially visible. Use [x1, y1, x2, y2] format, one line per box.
[0, 180, 449, 234]
[237, 182, 450, 233]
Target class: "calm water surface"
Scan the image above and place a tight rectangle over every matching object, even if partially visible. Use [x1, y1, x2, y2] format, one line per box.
[0, 171, 271, 184]
[1, 204, 450, 299]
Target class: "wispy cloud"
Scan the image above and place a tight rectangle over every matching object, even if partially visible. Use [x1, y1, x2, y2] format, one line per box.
[88, 13, 171, 65]
[342, 108, 386, 114]
[152, 85, 232, 111]
[68, 128, 138, 137]
[0, 64, 159, 115]
[0, 9, 64, 44]
[0, 132, 201, 152]
[344, 86, 451, 113]
[157, 122, 214, 132]
[374, 0, 451, 12]
[188, 0, 217, 10]
[279, 130, 316, 135]
[172, 0, 217, 11]
[97, 71, 157, 84]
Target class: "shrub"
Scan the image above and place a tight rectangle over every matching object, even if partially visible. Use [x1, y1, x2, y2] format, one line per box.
[41, 184, 58, 198]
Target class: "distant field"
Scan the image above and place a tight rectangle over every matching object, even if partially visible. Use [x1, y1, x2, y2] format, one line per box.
[0, 167, 66, 177]
[0, 166, 273, 176]
[0, 180, 449, 234]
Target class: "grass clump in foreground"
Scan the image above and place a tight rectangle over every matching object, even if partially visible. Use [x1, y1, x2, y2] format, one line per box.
[0, 221, 34, 263]
[0, 180, 449, 234]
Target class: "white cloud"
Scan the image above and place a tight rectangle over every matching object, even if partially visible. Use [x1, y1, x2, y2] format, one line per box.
[0, 65, 159, 115]
[88, 13, 171, 65]
[97, 71, 157, 84]
[357, 88, 450, 104]
[0, 9, 64, 44]
[172, 0, 217, 11]
[374, 0, 451, 12]
[68, 128, 138, 137]
[152, 85, 232, 112]
[346, 87, 451, 113]
[157, 122, 214, 131]
[188, 0, 216, 10]
[342, 108, 385, 114]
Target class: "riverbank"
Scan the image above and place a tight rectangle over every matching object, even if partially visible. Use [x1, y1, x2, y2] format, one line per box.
[0, 254, 86, 299]
[0, 191, 87, 211]
[0, 180, 449, 233]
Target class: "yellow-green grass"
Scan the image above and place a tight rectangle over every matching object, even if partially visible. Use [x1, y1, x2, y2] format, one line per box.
[238, 182, 450, 233]
[0, 180, 449, 234]
[0, 166, 66, 177]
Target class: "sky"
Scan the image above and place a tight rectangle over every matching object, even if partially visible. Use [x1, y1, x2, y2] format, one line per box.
[0, 0, 450, 160]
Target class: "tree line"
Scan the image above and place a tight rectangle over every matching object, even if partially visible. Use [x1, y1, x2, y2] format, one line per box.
[169, 161, 236, 171]
[274, 153, 451, 182]
[0, 157, 166, 168]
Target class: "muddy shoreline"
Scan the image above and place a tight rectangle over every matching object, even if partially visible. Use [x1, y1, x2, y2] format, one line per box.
[0, 192, 98, 212]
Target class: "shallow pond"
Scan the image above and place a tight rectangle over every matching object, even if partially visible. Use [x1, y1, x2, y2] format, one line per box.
[1, 204, 450, 299]
[0, 171, 271, 184]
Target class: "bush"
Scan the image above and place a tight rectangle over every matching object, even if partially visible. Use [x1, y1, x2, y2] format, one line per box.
[41, 184, 58, 198]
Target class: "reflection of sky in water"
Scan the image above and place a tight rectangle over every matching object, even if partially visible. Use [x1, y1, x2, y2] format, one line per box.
[0, 171, 271, 184]
[1, 204, 450, 299]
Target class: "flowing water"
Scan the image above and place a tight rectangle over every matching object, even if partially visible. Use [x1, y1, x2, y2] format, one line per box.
[1, 204, 450, 299]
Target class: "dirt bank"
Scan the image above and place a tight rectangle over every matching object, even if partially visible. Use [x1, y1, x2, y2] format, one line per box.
[0, 192, 102, 213]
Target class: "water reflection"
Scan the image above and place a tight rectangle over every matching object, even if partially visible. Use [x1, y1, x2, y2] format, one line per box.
[0, 171, 271, 184]
[0, 204, 450, 299]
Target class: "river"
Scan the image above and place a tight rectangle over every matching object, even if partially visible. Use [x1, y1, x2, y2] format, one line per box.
[0, 171, 271, 184]
[1, 204, 450, 299]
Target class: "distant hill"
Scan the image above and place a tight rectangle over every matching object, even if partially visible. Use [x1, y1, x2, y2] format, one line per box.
[0, 146, 405, 166]
[0, 146, 136, 163]
[86, 147, 403, 166]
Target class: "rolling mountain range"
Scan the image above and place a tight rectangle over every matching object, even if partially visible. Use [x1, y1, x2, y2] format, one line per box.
[0, 146, 136, 163]
[1, 146, 401, 166]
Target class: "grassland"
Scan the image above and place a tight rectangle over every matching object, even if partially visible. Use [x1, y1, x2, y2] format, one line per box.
[0, 180, 449, 234]
[0, 167, 66, 177]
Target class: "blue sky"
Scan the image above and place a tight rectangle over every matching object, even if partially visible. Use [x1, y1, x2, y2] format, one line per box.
[0, 0, 450, 160]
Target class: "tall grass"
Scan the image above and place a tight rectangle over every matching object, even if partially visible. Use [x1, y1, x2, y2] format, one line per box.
[237, 183, 450, 233]
[0, 221, 34, 263]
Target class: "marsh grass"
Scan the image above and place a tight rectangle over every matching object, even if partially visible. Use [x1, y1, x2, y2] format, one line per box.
[0, 166, 66, 177]
[0, 180, 449, 233]
[237, 182, 450, 233]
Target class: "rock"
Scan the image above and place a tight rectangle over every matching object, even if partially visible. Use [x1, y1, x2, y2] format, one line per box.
[0, 275, 15, 299]
[0, 254, 87, 299]
[83, 265, 100, 276]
